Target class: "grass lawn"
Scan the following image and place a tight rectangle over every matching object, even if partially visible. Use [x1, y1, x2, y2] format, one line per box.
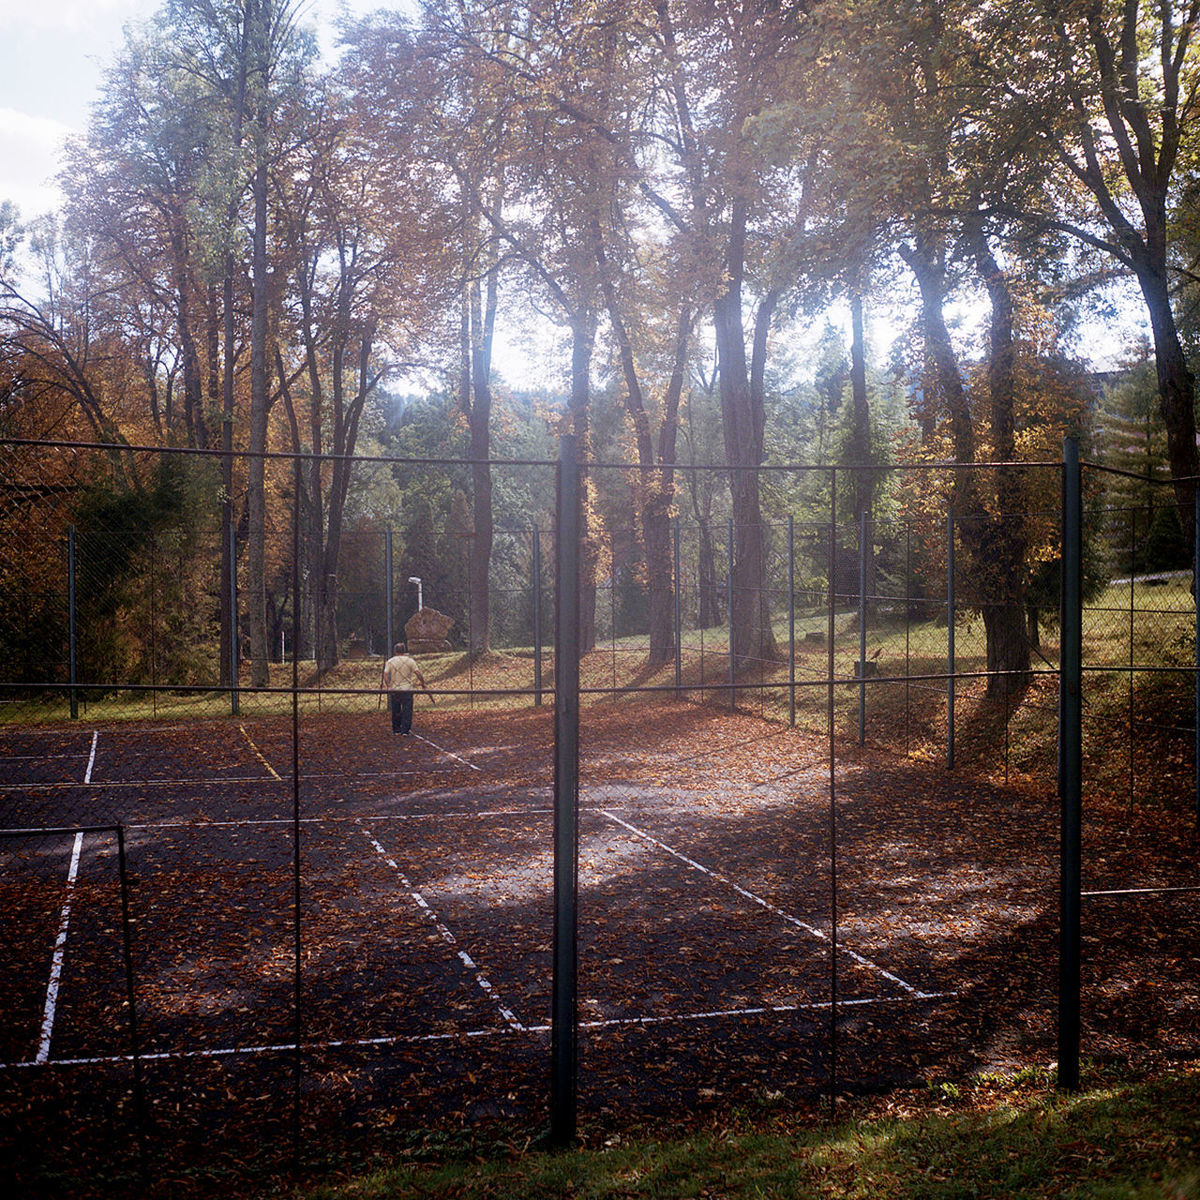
[298, 1067, 1200, 1200]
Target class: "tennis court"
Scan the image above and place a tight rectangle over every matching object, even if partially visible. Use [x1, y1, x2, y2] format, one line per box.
[0, 699, 1069, 1187]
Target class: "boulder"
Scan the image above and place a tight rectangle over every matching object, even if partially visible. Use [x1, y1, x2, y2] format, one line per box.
[404, 607, 454, 654]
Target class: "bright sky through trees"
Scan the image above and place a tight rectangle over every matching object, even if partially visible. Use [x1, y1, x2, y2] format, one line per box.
[0, 1, 383, 218]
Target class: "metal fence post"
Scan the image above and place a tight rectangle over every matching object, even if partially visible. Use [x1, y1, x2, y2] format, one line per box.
[67, 526, 78, 720]
[826, 469, 839, 1109]
[859, 510, 868, 746]
[1194, 490, 1199, 829]
[533, 525, 543, 706]
[788, 515, 796, 727]
[947, 510, 955, 770]
[551, 435, 581, 1146]
[728, 518, 735, 712]
[290, 452, 304, 1163]
[1059, 436, 1083, 1092]
[674, 518, 682, 699]
[385, 528, 394, 656]
[230, 520, 240, 717]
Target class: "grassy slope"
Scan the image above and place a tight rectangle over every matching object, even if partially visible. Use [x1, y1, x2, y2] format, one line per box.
[302, 1069, 1200, 1200]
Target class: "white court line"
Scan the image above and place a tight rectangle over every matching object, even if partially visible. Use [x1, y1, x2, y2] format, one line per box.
[83, 732, 98, 783]
[123, 807, 555, 832]
[0, 754, 92, 762]
[239, 725, 282, 781]
[0, 777, 291, 793]
[0, 767, 470, 793]
[3, 990, 955, 1069]
[36, 831, 85, 1064]
[411, 732, 482, 771]
[356, 820, 525, 1031]
[599, 808, 929, 998]
[569, 991, 958, 1031]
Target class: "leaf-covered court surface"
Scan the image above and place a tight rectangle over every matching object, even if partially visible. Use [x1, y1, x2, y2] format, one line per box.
[0, 700, 1196, 1193]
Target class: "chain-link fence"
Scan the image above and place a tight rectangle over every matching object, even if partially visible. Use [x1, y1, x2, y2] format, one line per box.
[1, 438, 1197, 1195]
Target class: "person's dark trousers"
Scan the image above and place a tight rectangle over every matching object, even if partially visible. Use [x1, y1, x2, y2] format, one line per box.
[389, 690, 414, 734]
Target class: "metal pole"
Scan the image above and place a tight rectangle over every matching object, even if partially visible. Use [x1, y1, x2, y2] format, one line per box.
[827, 470, 839, 1111]
[788, 515, 796, 728]
[150, 537, 158, 719]
[905, 521, 912, 757]
[533, 526, 544, 707]
[67, 526, 78, 720]
[291, 453, 304, 1162]
[859, 509, 868, 745]
[728, 517, 735, 713]
[230, 520, 240, 718]
[1130, 509, 1136, 814]
[1059, 436, 1083, 1092]
[385, 529, 394, 655]
[947, 510, 955, 770]
[674, 518, 682, 699]
[551, 435, 581, 1146]
[1194, 491, 1199, 829]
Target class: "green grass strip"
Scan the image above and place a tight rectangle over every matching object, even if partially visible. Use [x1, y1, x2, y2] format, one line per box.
[301, 1067, 1200, 1200]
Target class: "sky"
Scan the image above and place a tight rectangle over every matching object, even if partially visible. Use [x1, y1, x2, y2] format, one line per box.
[0, 0, 1140, 378]
[0, 1, 383, 220]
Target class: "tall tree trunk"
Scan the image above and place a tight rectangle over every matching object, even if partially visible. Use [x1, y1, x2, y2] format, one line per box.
[246, 150, 271, 688]
[713, 200, 779, 672]
[1139, 265, 1199, 556]
[567, 310, 598, 655]
[969, 220, 1031, 697]
[467, 244, 498, 660]
[594, 214, 690, 666]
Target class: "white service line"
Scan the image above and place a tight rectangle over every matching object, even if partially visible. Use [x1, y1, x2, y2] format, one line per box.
[0, 776, 292, 793]
[124, 807, 554, 833]
[568, 990, 958, 1031]
[599, 808, 927, 997]
[356, 820, 525, 1031]
[36, 831, 85, 1064]
[4, 989, 957, 1070]
[410, 732, 482, 771]
[84, 732, 98, 784]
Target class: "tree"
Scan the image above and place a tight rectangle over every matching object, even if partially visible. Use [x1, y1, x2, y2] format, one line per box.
[980, 0, 1200, 556]
[272, 60, 442, 672]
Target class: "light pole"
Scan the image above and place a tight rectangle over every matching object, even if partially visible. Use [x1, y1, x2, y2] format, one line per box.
[408, 576, 423, 612]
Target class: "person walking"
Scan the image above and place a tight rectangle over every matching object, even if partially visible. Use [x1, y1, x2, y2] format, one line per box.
[381, 641, 429, 735]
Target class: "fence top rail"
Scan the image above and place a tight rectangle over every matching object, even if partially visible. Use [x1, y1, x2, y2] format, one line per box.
[1082, 459, 1200, 487]
[2, 437, 1075, 476]
[0, 437, 557, 471]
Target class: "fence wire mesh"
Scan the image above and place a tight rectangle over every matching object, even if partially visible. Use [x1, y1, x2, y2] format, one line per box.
[0, 439, 1196, 1194]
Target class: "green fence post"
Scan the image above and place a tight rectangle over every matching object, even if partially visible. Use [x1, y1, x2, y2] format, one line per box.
[533, 525, 544, 707]
[67, 526, 78, 720]
[1059, 436, 1083, 1092]
[674, 518, 682, 699]
[728, 518, 735, 712]
[788, 515, 796, 728]
[551, 435, 581, 1146]
[947, 510, 955, 770]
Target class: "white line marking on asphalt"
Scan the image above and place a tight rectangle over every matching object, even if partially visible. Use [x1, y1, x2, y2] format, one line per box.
[356, 820, 524, 1031]
[84, 732, 98, 784]
[410, 733, 481, 771]
[36, 831, 85, 1064]
[3, 990, 955, 1069]
[598, 808, 926, 997]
